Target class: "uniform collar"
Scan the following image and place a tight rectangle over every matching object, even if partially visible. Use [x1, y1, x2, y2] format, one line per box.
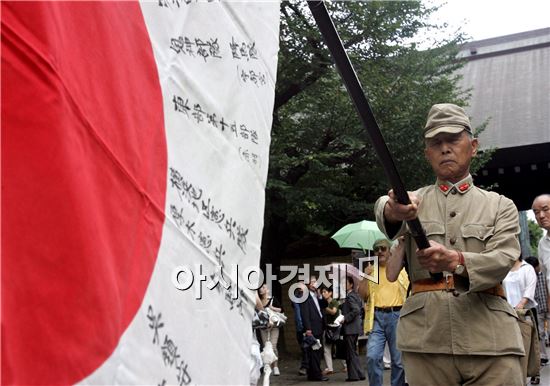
[436, 174, 473, 196]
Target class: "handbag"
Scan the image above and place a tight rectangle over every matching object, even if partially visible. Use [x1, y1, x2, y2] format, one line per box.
[334, 336, 346, 360]
[265, 307, 287, 327]
[252, 310, 270, 330]
[325, 324, 342, 343]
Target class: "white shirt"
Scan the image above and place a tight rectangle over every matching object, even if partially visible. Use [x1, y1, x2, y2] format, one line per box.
[309, 290, 322, 317]
[503, 261, 538, 309]
[538, 233, 550, 289]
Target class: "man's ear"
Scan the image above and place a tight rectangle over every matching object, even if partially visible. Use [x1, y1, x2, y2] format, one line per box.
[471, 138, 479, 156]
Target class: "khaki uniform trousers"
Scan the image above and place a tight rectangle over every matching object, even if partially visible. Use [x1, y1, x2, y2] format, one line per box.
[402, 352, 524, 386]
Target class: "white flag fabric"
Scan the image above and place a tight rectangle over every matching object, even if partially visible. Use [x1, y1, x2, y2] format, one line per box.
[1, 1, 279, 384]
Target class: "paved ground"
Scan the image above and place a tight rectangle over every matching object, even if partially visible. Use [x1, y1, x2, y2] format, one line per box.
[268, 354, 550, 386]
[269, 353, 376, 386]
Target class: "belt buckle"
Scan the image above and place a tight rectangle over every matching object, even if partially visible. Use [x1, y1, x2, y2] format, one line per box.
[444, 273, 459, 297]
[444, 274, 452, 291]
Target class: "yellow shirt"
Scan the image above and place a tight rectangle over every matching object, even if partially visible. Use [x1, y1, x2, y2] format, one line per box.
[363, 265, 409, 333]
[372, 265, 407, 307]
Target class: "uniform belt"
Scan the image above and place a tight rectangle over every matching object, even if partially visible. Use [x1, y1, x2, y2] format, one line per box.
[411, 275, 505, 298]
[374, 306, 402, 312]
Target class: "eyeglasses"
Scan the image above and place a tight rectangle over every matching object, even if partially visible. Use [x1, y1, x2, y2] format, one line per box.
[373, 246, 387, 252]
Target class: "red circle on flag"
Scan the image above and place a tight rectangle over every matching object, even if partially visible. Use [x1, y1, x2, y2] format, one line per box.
[2, 2, 167, 383]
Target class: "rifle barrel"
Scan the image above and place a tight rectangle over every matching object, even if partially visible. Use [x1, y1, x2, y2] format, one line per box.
[308, 1, 440, 279]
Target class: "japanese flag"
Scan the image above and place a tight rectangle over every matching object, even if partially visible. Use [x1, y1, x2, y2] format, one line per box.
[1, 1, 279, 384]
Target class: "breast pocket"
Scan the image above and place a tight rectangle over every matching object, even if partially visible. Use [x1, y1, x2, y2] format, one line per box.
[461, 224, 495, 252]
[423, 221, 445, 244]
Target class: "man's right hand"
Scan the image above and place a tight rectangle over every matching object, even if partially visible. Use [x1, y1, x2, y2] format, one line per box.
[384, 189, 420, 223]
[305, 329, 313, 336]
[364, 264, 374, 276]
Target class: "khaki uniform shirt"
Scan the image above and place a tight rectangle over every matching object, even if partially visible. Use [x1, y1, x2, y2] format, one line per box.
[374, 175, 524, 356]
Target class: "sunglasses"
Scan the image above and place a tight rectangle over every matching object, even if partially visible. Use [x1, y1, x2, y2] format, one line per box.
[373, 246, 388, 252]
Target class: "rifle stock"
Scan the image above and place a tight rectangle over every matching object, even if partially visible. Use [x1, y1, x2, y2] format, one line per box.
[307, 1, 441, 279]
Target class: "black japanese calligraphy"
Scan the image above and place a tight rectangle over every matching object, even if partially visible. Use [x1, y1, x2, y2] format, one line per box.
[147, 305, 192, 385]
[147, 305, 165, 345]
[170, 36, 222, 62]
[169, 167, 249, 254]
[159, 0, 219, 8]
[237, 65, 268, 87]
[229, 37, 258, 61]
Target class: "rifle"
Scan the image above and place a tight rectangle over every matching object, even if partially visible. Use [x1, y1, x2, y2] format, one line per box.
[307, 1, 441, 280]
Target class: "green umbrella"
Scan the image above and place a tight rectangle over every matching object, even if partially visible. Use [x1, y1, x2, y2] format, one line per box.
[331, 220, 387, 251]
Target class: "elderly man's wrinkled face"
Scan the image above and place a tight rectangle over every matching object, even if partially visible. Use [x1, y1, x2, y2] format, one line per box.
[424, 131, 478, 183]
[533, 195, 550, 231]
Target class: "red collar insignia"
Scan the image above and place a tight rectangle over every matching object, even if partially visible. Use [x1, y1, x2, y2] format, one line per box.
[439, 184, 449, 192]
[458, 183, 470, 192]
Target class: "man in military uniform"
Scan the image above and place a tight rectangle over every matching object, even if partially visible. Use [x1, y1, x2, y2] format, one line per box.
[375, 103, 525, 385]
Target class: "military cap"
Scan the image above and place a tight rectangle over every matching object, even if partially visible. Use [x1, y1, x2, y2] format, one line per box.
[423, 103, 472, 138]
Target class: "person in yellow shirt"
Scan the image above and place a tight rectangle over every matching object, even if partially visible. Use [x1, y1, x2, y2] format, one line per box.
[362, 238, 408, 386]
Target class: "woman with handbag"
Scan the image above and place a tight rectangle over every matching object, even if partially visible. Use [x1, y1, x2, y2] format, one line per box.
[321, 286, 342, 375]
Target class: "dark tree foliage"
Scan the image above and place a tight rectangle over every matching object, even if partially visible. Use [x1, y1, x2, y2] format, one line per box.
[262, 1, 472, 264]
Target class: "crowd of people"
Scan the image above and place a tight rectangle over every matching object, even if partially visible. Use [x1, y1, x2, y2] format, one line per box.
[283, 239, 410, 385]
[253, 103, 550, 386]
[289, 275, 366, 382]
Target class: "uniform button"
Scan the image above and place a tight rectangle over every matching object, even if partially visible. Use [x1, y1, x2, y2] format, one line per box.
[450, 237, 457, 245]
[451, 188, 458, 195]
[450, 211, 456, 217]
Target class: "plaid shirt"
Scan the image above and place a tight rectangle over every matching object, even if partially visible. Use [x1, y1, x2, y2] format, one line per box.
[535, 271, 548, 314]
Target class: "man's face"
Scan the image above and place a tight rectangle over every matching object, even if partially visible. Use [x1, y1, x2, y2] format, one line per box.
[424, 131, 478, 183]
[374, 244, 390, 266]
[307, 276, 317, 292]
[532, 195, 550, 231]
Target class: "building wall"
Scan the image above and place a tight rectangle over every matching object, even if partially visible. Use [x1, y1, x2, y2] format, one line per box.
[457, 28, 550, 210]
[457, 28, 550, 150]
